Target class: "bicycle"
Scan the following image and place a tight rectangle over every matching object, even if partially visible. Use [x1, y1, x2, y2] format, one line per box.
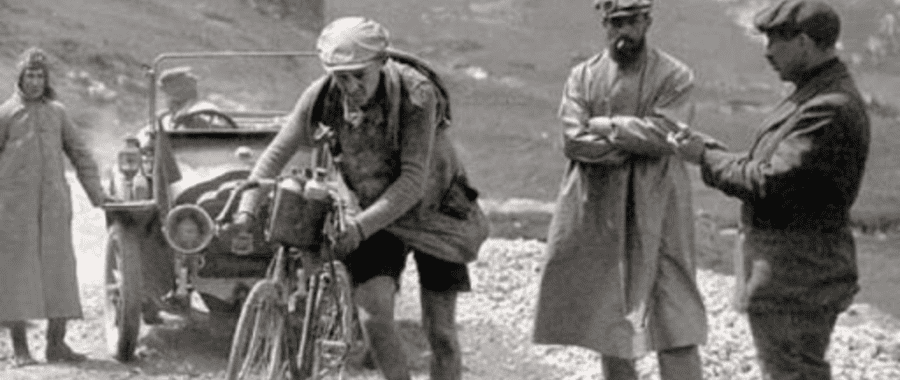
[217, 133, 366, 380]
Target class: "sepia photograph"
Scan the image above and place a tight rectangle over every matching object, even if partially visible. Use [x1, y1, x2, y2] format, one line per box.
[1, 0, 899, 379]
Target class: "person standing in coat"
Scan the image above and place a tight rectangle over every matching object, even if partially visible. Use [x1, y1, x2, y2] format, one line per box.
[671, 1, 870, 378]
[234, 17, 489, 380]
[532, 1, 709, 379]
[0, 47, 113, 366]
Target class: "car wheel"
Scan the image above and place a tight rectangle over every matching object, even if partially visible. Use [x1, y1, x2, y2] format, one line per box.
[104, 222, 144, 362]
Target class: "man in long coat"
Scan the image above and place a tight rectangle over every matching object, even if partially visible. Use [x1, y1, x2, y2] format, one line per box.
[533, 1, 708, 378]
[0, 47, 110, 366]
[672, 1, 870, 378]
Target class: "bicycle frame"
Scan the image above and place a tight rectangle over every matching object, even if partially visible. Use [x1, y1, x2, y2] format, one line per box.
[220, 125, 362, 380]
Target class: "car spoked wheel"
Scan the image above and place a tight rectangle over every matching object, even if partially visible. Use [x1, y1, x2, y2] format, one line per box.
[104, 222, 143, 362]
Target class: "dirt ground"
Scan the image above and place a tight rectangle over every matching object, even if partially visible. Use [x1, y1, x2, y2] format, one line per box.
[1, 182, 900, 380]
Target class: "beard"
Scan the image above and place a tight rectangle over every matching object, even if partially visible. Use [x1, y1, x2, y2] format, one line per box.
[610, 36, 646, 67]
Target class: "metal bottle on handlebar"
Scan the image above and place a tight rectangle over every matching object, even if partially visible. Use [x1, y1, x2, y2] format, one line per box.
[215, 123, 343, 247]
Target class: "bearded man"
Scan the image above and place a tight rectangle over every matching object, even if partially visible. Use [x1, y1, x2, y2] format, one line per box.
[533, 1, 709, 379]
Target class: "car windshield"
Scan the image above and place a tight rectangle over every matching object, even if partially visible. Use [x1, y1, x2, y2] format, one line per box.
[152, 52, 323, 182]
[152, 52, 324, 131]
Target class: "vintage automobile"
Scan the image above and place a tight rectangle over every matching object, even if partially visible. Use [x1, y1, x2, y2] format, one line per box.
[101, 51, 320, 362]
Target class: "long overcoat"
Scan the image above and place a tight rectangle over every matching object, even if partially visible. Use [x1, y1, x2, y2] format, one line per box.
[533, 48, 707, 358]
[0, 91, 106, 321]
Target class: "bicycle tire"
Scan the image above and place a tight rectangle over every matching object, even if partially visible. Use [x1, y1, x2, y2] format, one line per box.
[225, 279, 289, 380]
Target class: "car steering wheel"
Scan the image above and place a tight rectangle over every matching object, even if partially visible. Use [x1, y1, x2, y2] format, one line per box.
[171, 109, 239, 130]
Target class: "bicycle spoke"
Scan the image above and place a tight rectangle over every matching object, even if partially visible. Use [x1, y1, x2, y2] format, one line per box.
[240, 302, 272, 377]
[303, 263, 357, 379]
[226, 280, 288, 380]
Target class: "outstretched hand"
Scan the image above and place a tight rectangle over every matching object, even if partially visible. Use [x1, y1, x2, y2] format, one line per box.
[668, 130, 707, 164]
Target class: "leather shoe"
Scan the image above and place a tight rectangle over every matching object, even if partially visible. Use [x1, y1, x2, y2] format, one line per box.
[46, 343, 87, 363]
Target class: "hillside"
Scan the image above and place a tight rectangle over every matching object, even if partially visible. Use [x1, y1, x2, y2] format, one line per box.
[1, 0, 899, 226]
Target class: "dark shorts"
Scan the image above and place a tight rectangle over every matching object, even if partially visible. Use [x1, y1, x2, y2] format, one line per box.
[342, 231, 471, 292]
[748, 310, 839, 380]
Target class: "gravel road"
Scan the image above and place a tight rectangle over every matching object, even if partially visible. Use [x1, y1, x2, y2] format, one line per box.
[1, 178, 899, 379]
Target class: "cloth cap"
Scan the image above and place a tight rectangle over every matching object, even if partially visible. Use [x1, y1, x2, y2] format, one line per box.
[17, 47, 50, 73]
[594, 0, 652, 19]
[158, 66, 198, 89]
[316, 17, 390, 72]
[754, 0, 840, 47]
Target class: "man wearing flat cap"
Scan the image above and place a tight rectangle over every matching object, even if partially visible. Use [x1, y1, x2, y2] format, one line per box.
[533, 1, 709, 379]
[235, 16, 488, 380]
[134, 66, 224, 198]
[672, 1, 869, 378]
[156, 66, 220, 130]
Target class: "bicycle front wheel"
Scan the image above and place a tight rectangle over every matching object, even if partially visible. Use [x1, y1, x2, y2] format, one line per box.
[225, 279, 289, 380]
[299, 261, 357, 379]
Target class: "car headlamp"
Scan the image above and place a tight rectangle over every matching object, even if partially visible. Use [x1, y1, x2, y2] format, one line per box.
[163, 204, 215, 254]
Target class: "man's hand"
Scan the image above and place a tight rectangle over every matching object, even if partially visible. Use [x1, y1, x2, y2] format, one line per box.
[333, 217, 364, 259]
[587, 116, 614, 136]
[693, 130, 728, 151]
[734, 259, 772, 313]
[668, 130, 707, 164]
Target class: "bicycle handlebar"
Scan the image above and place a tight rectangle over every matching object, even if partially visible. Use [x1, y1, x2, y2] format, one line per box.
[215, 178, 274, 226]
[215, 123, 341, 233]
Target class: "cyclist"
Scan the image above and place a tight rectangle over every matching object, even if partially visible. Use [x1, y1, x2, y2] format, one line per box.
[234, 16, 489, 380]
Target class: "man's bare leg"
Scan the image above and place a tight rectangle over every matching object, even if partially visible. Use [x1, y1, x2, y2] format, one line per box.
[354, 276, 410, 380]
[421, 288, 462, 380]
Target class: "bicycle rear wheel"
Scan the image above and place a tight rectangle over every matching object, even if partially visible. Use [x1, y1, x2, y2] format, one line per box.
[225, 279, 289, 380]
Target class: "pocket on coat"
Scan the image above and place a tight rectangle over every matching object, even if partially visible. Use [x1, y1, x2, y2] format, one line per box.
[439, 175, 479, 220]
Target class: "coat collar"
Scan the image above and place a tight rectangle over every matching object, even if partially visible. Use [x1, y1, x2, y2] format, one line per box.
[13, 88, 51, 105]
[787, 58, 846, 106]
[752, 58, 850, 144]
